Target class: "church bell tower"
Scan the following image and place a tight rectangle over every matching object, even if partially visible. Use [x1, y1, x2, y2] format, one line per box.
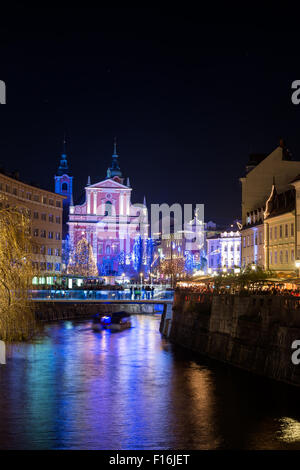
[54, 135, 73, 238]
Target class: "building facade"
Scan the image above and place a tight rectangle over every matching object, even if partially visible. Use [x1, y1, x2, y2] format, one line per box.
[264, 182, 296, 274]
[240, 141, 300, 267]
[0, 170, 64, 276]
[67, 143, 148, 277]
[207, 228, 241, 273]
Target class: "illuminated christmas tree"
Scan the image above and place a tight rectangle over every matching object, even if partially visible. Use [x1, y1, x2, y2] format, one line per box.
[67, 238, 98, 277]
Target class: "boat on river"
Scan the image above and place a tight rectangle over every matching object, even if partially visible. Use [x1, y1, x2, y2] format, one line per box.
[92, 311, 132, 331]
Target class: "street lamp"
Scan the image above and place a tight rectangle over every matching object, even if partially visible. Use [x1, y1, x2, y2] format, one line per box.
[140, 272, 143, 287]
[251, 263, 256, 271]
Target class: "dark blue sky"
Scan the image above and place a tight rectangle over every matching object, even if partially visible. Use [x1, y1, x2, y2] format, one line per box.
[1, 8, 300, 224]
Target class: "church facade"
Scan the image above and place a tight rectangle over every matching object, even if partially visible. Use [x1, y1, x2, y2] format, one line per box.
[55, 140, 148, 277]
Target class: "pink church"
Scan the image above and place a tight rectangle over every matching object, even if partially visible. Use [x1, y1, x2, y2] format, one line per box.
[67, 141, 148, 276]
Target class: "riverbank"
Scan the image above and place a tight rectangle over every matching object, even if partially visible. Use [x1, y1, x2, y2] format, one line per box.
[160, 290, 300, 387]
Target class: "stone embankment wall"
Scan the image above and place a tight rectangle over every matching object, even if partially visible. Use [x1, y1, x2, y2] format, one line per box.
[35, 301, 164, 322]
[160, 291, 300, 386]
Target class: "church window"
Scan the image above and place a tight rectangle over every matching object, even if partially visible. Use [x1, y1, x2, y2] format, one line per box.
[62, 183, 68, 191]
[99, 243, 103, 254]
[105, 201, 112, 216]
[106, 245, 111, 255]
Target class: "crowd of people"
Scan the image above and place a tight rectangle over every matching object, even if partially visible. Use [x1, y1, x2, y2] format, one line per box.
[176, 283, 300, 297]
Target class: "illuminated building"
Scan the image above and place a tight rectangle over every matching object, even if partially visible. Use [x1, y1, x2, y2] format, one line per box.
[207, 227, 241, 272]
[0, 169, 64, 276]
[67, 140, 148, 276]
[264, 179, 297, 273]
[240, 140, 300, 268]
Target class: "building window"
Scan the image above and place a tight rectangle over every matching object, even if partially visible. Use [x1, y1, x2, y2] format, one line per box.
[55, 248, 60, 256]
[55, 263, 61, 272]
[5, 185, 10, 193]
[47, 263, 53, 271]
[274, 227, 277, 239]
[270, 227, 272, 240]
[105, 201, 112, 216]
[291, 223, 294, 237]
[255, 233, 258, 245]
[251, 234, 254, 246]
[48, 248, 53, 255]
[40, 246, 46, 254]
[99, 243, 103, 254]
[48, 232, 53, 239]
[247, 236, 250, 247]
[243, 237, 246, 248]
[26, 192, 31, 200]
[285, 224, 288, 237]
[259, 231, 262, 244]
[56, 216, 61, 224]
[41, 213, 46, 221]
[274, 251, 277, 264]
[33, 229, 39, 237]
[33, 212, 39, 219]
[13, 188, 17, 195]
[40, 262, 46, 271]
[280, 225, 283, 238]
[41, 230, 46, 238]
[285, 250, 288, 263]
[49, 214, 54, 223]
[280, 250, 283, 264]
[56, 201, 61, 208]
[292, 249, 295, 262]
[33, 194, 40, 202]
[43, 197, 47, 204]
[55, 232, 60, 240]
[49, 199, 54, 206]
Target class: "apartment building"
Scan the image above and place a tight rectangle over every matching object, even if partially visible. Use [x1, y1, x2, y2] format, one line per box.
[0, 171, 65, 277]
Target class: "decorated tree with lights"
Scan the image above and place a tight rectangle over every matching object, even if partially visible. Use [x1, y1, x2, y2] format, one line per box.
[0, 203, 37, 341]
[160, 257, 185, 286]
[67, 238, 98, 277]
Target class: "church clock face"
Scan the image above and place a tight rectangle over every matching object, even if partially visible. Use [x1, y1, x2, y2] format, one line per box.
[106, 193, 112, 200]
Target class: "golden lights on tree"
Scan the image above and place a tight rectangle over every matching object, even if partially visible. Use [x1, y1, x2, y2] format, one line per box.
[0, 203, 36, 341]
[67, 238, 98, 277]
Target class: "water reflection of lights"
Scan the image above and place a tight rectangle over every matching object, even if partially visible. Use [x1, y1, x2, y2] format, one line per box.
[278, 417, 300, 443]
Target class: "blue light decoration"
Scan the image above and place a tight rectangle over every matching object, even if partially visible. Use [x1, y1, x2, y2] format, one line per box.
[133, 235, 143, 273]
[118, 250, 125, 269]
[145, 238, 155, 274]
[184, 251, 194, 274]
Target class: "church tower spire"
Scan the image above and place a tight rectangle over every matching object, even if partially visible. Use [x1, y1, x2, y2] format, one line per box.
[54, 133, 73, 239]
[106, 137, 122, 179]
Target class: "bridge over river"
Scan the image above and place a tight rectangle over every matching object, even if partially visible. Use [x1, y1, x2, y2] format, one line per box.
[32, 289, 174, 322]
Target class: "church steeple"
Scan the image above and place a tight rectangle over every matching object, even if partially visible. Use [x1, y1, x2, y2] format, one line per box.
[54, 134, 73, 239]
[106, 137, 122, 179]
[57, 134, 71, 176]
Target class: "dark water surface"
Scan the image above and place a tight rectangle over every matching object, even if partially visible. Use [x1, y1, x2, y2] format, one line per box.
[0, 315, 300, 450]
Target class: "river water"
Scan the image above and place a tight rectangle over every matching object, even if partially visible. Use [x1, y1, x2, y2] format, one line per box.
[0, 314, 300, 450]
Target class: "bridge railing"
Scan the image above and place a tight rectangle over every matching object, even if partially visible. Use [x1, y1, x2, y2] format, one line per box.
[31, 289, 174, 301]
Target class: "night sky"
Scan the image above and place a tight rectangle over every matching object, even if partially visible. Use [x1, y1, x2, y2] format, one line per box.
[1, 8, 300, 224]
